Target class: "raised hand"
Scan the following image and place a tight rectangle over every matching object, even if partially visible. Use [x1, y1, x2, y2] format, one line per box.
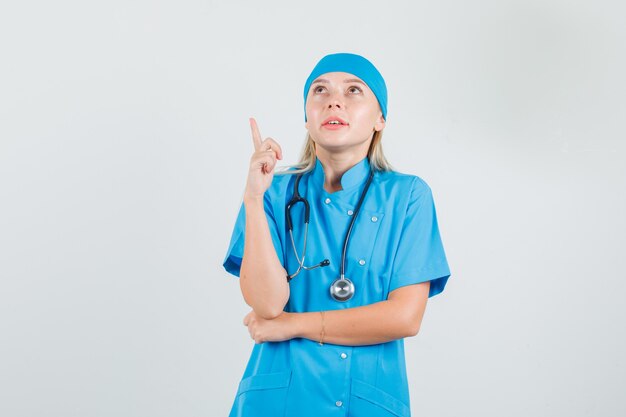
[244, 117, 283, 201]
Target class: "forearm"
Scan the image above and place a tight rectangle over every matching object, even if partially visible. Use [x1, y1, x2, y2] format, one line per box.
[292, 300, 415, 346]
[240, 196, 289, 319]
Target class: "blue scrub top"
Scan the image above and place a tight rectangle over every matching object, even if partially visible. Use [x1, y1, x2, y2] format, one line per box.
[223, 156, 451, 417]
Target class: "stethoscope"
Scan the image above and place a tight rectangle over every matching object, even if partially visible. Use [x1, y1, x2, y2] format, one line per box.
[285, 168, 375, 302]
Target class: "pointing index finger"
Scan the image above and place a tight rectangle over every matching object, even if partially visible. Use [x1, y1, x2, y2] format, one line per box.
[249, 117, 262, 151]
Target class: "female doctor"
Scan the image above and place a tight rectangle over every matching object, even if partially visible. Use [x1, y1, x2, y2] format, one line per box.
[223, 52, 451, 417]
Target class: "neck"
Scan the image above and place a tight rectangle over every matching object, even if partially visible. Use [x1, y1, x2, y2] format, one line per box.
[315, 148, 368, 193]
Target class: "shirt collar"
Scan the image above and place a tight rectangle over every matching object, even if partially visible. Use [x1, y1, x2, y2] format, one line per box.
[311, 156, 372, 192]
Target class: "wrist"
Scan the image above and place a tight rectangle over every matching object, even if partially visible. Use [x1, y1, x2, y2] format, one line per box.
[287, 312, 303, 339]
[243, 194, 264, 206]
[288, 311, 319, 340]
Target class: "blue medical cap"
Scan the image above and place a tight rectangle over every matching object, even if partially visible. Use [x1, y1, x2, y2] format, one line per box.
[303, 52, 387, 122]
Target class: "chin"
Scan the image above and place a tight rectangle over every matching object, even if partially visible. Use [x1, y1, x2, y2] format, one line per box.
[314, 131, 350, 142]
[315, 142, 356, 153]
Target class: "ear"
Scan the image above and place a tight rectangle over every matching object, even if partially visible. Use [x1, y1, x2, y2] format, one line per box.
[373, 114, 386, 132]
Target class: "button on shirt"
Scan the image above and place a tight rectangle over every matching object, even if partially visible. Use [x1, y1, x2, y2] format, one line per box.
[223, 156, 451, 417]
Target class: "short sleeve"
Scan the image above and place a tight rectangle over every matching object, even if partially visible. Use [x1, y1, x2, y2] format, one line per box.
[222, 193, 285, 277]
[388, 178, 451, 298]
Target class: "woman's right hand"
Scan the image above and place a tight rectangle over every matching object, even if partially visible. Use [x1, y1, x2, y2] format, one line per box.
[244, 117, 284, 201]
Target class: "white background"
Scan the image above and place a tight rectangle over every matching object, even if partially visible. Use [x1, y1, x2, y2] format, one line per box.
[1, 1, 624, 416]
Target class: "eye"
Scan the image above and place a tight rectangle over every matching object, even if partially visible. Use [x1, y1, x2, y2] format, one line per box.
[348, 86, 362, 94]
[313, 85, 326, 93]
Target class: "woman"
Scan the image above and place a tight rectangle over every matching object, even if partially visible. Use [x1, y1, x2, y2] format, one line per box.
[223, 52, 451, 417]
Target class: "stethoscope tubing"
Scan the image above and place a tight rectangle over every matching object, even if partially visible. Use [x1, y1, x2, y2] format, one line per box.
[285, 169, 374, 284]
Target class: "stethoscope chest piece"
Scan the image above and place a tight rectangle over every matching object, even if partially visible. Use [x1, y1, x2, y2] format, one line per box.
[330, 277, 354, 302]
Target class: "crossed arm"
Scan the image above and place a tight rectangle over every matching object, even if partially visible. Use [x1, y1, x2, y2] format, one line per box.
[239, 196, 431, 345]
[243, 280, 430, 346]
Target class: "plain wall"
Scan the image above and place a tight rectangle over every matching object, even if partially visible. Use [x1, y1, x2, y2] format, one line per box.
[1, 0, 624, 416]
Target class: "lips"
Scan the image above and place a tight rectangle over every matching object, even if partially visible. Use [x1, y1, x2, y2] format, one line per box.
[322, 116, 348, 126]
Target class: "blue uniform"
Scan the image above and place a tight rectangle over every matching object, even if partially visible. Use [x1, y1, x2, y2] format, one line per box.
[223, 156, 451, 417]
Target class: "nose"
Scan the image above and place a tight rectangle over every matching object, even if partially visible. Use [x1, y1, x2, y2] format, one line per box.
[328, 102, 342, 110]
[326, 89, 344, 111]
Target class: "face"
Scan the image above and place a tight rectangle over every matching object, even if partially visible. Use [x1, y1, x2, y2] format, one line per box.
[304, 72, 385, 154]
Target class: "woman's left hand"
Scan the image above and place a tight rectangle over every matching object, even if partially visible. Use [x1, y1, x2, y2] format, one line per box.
[243, 310, 297, 344]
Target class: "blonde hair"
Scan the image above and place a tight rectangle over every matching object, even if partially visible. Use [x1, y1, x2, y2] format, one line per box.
[275, 130, 393, 176]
